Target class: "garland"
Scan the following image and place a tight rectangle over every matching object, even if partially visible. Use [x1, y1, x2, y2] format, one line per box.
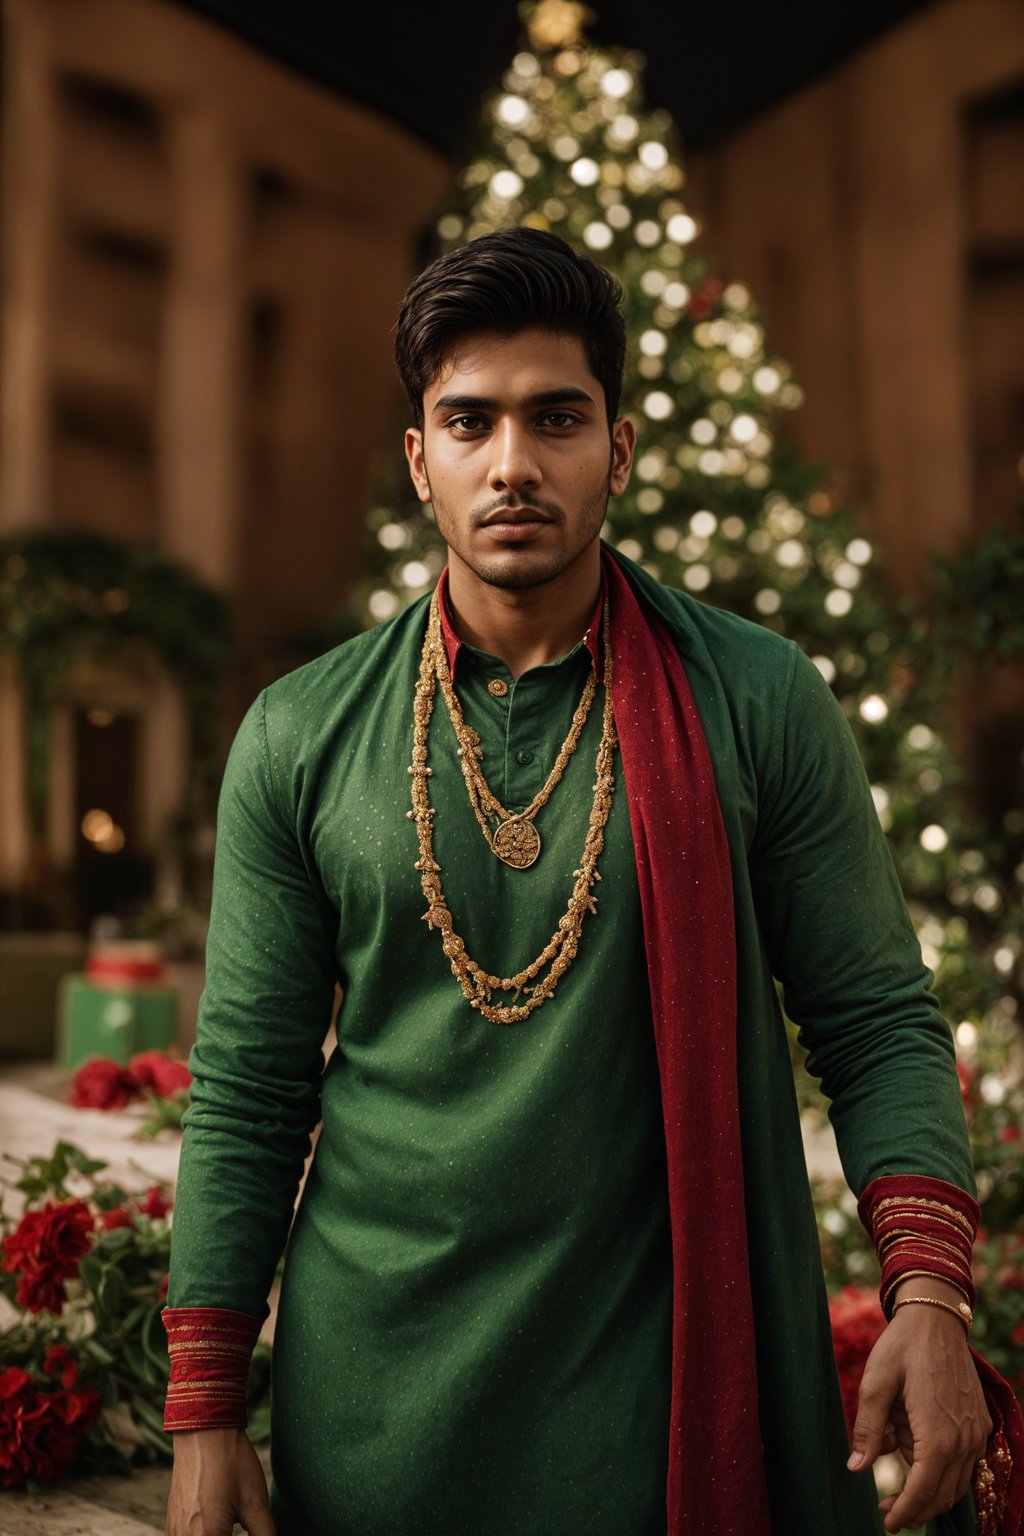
[0, 532, 229, 838]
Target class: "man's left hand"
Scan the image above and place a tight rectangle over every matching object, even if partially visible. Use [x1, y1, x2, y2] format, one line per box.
[846, 1277, 991, 1533]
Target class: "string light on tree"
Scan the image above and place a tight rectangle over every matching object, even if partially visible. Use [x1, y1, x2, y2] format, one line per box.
[340, 1, 1023, 1168]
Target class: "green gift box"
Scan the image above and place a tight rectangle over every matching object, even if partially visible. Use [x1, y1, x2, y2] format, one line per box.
[58, 971, 180, 1071]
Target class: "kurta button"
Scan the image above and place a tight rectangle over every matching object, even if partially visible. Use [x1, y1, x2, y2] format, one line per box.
[487, 678, 509, 697]
[516, 750, 534, 765]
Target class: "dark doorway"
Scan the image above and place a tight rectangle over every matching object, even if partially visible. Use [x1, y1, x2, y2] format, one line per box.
[73, 707, 153, 929]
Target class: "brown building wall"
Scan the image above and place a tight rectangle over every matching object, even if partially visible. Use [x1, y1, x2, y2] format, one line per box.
[0, 0, 450, 909]
[686, 0, 1024, 591]
[0, 0, 450, 659]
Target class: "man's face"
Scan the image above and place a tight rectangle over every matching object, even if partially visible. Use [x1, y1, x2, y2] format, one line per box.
[405, 328, 635, 592]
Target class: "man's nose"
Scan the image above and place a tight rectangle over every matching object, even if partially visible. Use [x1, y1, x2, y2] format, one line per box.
[487, 420, 541, 494]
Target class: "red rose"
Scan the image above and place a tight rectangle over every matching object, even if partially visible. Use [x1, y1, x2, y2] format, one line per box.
[1, 1199, 94, 1316]
[99, 1206, 134, 1232]
[12, 1266, 67, 1315]
[140, 1185, 173, 1220]
[2, 1200, 94, 1274]
[0, 1368, 38, 1487]
[128, 1050, 191, 1099]
[1001, 1125, 1022, 1144]
[0, 1366, 99, 1488]
[59, 1389, 99, 1433]
[42, 1345, 78, 1389]
[829, 1286, 887, 1434]
[69, 1057, 138, 1111]
[1011, 1320, 1024, 1349]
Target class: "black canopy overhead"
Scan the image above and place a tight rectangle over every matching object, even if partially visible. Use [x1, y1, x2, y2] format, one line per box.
[177, 0, 934, 155]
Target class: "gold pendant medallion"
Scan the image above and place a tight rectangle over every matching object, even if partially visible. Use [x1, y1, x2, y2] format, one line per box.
[409, 590, 616, 1024]
[492, 818, 542, 869]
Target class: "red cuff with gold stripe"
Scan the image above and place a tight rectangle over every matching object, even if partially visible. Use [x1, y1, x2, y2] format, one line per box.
[857, 1173, 979, 1319]
[162, 1306, 263, 1432]
[860, 1178, 1024, 1536]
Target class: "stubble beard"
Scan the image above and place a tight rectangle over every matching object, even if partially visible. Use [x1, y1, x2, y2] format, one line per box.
[425, 475, 613, 593]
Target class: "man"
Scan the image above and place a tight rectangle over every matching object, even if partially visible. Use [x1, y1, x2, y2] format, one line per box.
[163, 228, 1011, 1536]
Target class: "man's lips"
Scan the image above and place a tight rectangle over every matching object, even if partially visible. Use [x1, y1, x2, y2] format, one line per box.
[478, 510, 552, 544]
[479, 507, 552, 527]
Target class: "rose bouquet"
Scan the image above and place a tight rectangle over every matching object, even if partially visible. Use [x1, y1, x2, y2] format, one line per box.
[68, 1049, 193, 1138]
[0, 1139, 270, 1489]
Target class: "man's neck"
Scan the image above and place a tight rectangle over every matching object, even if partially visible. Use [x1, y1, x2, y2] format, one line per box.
[445, 549, 600, 680]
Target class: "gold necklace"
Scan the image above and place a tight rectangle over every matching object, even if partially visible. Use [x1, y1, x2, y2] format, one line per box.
[427, 594, 597, 868]
[407, 600, 617, 1025]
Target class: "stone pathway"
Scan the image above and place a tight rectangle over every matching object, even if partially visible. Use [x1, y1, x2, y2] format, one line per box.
[0, 1452, 272, 1534]
[0, 1467, 171, 1534]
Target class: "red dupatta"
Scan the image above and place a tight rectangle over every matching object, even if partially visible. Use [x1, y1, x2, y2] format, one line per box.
[604, 553, 772, 1534]
[607, 553, 1023, 1536]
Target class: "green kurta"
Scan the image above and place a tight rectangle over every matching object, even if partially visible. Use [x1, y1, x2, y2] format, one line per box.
[172, 620, 673, 1534]
[168, 551, 975, 1536]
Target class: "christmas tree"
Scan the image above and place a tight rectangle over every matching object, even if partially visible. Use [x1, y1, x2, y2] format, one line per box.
[341, 1, 1023, 1346]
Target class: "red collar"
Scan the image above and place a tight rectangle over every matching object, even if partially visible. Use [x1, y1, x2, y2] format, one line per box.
[435, 567, 605, 683]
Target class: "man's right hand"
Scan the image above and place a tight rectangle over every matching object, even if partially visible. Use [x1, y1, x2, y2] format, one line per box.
[165, 1427, 276, 1536]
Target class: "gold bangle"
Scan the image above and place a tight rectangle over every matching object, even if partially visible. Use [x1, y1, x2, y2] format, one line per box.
[891, 1295, 973, 1339]
[881, 1271, 970, 1315]
[874, 1205, 972, 1238]
[878, 1231, 971, 1261]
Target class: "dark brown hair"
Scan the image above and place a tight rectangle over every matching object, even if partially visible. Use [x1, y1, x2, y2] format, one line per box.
[394, 227, 626, 431]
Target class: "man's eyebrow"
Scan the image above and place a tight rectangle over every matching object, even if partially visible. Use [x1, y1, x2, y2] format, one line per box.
[432, 394, 498, 412]
[431, 387, 597, 413]
[526, 388, 596, 408]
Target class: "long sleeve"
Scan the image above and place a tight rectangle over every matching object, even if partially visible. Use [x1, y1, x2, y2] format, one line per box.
[167, 690, 339, 1319]
[748, 646, 975, 1197]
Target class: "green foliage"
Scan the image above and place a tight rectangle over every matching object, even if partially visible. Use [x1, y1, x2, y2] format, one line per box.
[973, 1230, 1024, 1392]
[134, 1092, 189, 1140]
[9, 1140, 108, 1202]
[0, 531, 229, 832]
[928, 520, 1024, 676]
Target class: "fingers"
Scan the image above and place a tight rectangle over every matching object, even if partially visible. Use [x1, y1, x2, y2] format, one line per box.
[848, 1362, 899, 1473]
[238, 1438, 276, 1536]
[882, 1450, 962, 1533]
[237, 1486, 277, 1536]
[856, 1295, 993, 1529]
[241, 1507, 277, 1536]
[888, 1406, 914, 1466]
[876, 1427, 990, 1531]
[953, 1448, 977, 1507]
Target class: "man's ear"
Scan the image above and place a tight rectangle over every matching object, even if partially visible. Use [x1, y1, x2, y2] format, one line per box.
[609, 416, 636, 497]
[405, 427, 431, 503]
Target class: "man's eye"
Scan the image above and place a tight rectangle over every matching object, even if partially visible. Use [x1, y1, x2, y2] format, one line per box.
[447, 415, 487, 432]
[542, 411, 581, 429]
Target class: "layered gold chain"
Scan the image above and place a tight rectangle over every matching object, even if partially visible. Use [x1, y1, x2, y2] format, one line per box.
[427, 594, 597, 868]
[407, 595, 617, 1024]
